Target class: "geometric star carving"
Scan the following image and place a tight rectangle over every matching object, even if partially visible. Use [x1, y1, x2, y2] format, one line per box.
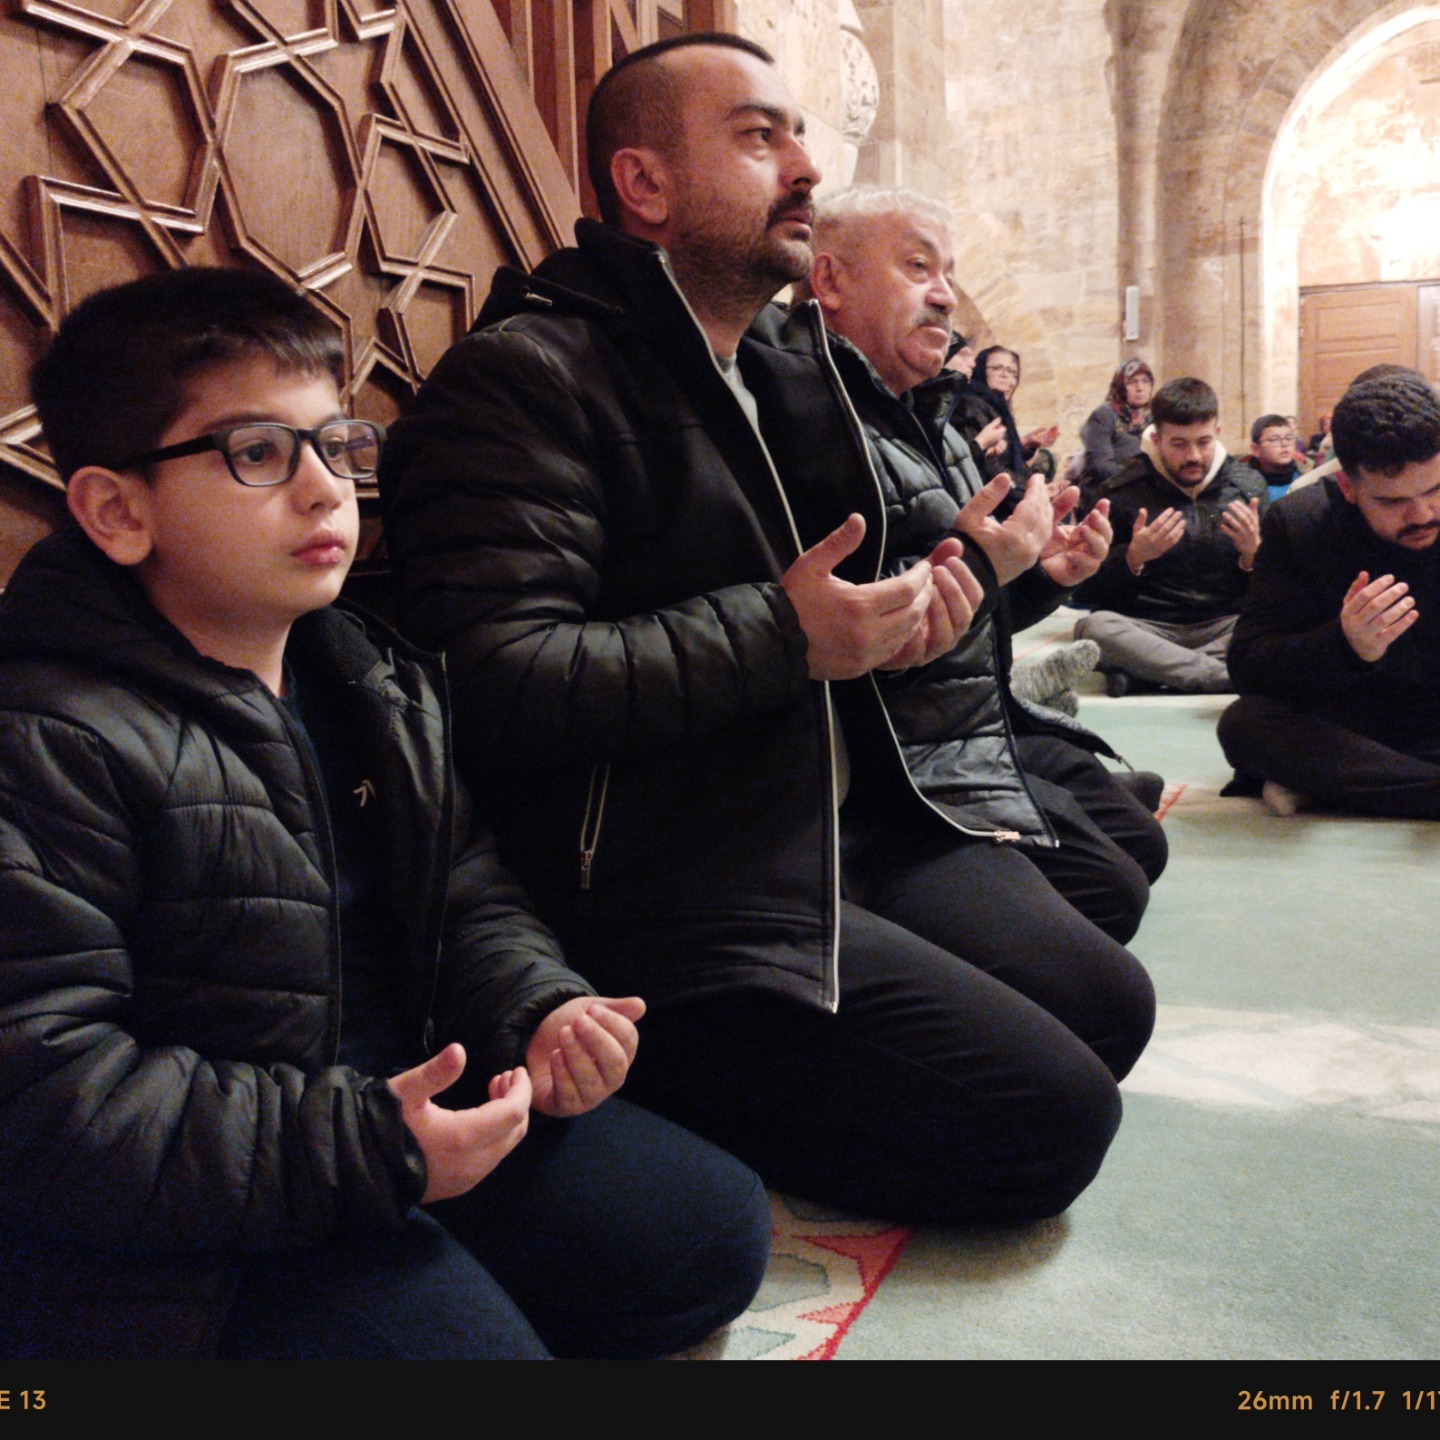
[0, 0, 668, 491]
[0, 0, 213, 351]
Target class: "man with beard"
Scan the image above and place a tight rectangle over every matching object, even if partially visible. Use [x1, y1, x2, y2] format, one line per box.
[1074, 377, 1267, 694]
[1220, 369, 1440, 818]
[381, 34, 1140, 1224]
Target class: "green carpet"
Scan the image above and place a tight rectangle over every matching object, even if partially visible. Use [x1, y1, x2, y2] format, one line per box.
[726, 607, 1440, 1360]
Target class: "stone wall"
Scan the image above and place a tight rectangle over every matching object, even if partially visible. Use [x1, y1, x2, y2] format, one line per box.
[1156, 0, 1411, 434]
[743, 0, 1432, 461]
[1293, 30, 1440, 289]
[937, 0, 1126, 465]
[738, 0, 853, 191]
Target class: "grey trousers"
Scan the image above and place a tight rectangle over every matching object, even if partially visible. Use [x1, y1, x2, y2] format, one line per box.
[1075, 611, 1237, 692]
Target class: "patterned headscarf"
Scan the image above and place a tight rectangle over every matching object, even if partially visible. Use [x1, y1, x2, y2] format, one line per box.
[1105, 358, 1153, 434]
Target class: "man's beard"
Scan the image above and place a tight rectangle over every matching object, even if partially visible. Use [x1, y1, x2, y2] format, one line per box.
[670, 195, 813, 321]
[1163, 458, 1208, 489]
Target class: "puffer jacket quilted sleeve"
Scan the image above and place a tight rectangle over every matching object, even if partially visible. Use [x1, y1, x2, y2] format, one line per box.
[0, 678, 424, 1253]
[381, 314, 813, 779]
[431, 797, 595, 1086]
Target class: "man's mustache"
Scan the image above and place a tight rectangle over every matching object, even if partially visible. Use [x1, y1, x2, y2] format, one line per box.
[913, 306, 950, 329]
[769, 195, 813, 225]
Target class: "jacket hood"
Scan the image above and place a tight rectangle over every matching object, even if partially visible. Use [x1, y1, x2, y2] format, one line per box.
[0, 528, 265, 706]
[1139, 424, 1229, 495]
[476, 219, 689, 335]
[0, 527, 431, 715]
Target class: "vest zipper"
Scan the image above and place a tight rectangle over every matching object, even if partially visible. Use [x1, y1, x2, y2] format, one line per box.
[274, 695, 344, 1063]
[579, 762, 610, 891]
[811, 314, 1037, 848]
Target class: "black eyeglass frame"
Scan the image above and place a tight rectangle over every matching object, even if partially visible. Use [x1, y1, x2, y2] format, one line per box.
[113, 419, 387, 488]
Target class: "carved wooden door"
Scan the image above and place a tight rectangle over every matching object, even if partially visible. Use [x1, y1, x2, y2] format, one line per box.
[0, 0, 734, 584]
[1298, 281, 1425, 439]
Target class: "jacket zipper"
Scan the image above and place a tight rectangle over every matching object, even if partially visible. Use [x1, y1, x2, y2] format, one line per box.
[662, 270, 843, 1013]
[810, 312, 1032, 848]
[422, 657, 458, 1027]
[273, 694, 346, 1063]
[579, 762, 610, 891]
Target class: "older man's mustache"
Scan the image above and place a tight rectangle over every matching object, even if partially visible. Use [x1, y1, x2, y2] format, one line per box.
[913, 306, 951, 329]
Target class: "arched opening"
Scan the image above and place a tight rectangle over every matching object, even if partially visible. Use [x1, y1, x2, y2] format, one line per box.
[1156, 0, 1429, 435]
[1264, 7, 1440, 430]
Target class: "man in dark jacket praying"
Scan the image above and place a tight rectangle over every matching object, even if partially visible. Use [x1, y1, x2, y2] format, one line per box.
[1075, 377, 1267, 694]
[382, 34, 1152, 1225]
[1220, 369, 1440, 818]
[793, 184, 1166, 953]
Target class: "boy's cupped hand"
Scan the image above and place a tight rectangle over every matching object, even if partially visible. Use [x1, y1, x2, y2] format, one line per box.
[525, 995, 646, 1118]
[390, 1044, 532, 1203]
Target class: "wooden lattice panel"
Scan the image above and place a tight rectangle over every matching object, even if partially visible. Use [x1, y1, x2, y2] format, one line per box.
[0, 0, 730, 498]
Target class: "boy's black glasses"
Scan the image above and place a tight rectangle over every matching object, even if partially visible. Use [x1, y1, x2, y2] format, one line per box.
[115, 419, 386, 488]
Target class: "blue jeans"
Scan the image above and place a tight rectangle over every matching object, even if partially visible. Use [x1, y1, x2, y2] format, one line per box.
[216, 1097, 768, 1359]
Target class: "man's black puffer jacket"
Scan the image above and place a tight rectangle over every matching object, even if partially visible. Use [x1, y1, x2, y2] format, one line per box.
[381, 221, 873, 1014]
[0, 528, 590, 1357]
[1077, 447, 1267, 623]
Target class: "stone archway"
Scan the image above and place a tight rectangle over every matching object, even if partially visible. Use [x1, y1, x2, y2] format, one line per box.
[1264, 8, 1440, 422]
[1155, 0, 1421, 433]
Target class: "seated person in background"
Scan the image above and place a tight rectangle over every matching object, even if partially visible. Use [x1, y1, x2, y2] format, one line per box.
[944, 329, 976, 378]
[796, 184, 1166, 944]
[1220, 369, 1440, 819]
[1306, 411, 1332, 462]
[1080, 358, 1153, 495]
[952, 345, 1060, 483]
[1075, 377, 1267, 695]
[0, 267, 767, 1361]
[1248, 412, 1311, 501]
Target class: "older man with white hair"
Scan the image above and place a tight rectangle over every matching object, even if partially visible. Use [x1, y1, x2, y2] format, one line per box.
[794, 183, 1161, 1046]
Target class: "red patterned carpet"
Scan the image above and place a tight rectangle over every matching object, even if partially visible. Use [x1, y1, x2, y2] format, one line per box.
[691, 1194, 913, 1360]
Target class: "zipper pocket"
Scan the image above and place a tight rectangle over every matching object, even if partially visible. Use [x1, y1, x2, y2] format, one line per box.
[579, 762, 611, 890]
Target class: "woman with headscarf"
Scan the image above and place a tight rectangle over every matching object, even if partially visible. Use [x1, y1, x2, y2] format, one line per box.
[1080, 359, 1153, 491]
[951, 345, 1058, 484]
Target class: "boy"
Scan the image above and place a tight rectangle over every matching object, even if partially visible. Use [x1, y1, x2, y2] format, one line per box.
[0, 268, 767, 1360]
